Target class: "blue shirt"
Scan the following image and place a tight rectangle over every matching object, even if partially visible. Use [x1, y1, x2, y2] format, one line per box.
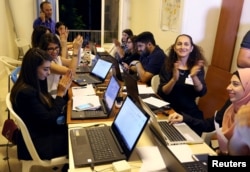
[140, 45, 166, 75]
[33, 18, 56, 34]
[241, 30, 250, 49]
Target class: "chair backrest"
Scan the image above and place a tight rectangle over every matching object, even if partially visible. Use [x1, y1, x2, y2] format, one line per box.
[15, 38, 31, 59]
[151, 74, 160, 93]
[5, 93, 44, 163]
[0, 56, 22, 75]
[10, 66, 21, 83]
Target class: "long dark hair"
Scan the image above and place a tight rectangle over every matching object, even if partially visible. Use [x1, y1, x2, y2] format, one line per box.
[165, 34, 207, 72]
[31, 25, 51, 48]
[39, 33, 62, 55]
[10, 48, 53, 109]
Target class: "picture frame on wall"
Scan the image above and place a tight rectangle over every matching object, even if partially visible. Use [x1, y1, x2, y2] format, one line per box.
[160, 0, 182, 32]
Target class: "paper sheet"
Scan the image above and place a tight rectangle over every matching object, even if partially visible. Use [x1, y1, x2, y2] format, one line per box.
[167, 145, 194, 162]
[142, 96, 170, 108]
[71, 84, 96, 96]
[72, 95, 101, 111]
[138, 85, 155, 94]
[136, 146, 167, 172]
[214, 112, 228, 153]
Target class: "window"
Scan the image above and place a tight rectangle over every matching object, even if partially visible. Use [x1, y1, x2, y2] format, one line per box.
[58, 0, 119, 46]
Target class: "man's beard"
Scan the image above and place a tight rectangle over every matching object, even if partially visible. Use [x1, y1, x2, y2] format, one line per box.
[141, 48, 150, 57]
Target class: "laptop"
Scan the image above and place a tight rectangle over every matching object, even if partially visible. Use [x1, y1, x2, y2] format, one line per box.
[155, 135, 207, 172]
[71, 76, 121, 119]
[98, 53, 123, 81]
[70, 96, 150, 167]
[75, 58, 112, 85]
[138, 96, 204, 145]
[123, 71, 167, 111]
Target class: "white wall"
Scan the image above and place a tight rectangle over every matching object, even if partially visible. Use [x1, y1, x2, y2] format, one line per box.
[130, 0, 222, 67]
[129, 0, 250, 72]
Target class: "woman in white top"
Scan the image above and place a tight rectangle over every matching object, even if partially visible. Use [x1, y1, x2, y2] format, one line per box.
[39, 32, 83, 96]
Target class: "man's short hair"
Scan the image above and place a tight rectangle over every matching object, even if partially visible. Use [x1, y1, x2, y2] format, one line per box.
[40, 1, 51, 10]
[136, 31, 156, 46]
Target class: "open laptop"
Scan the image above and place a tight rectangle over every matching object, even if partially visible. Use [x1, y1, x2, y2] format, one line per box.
[137, 96, 204, 145]
[123, 71, 168, 111]
[98, 53, 123, 81]
[71, 76, 121, 119]
[74, 58, 112, 85]
[155, 135, 207, 172]
[70, 96, 150, 167]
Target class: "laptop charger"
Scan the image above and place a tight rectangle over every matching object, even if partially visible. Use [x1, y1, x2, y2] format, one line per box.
[112, 160, 131, 172]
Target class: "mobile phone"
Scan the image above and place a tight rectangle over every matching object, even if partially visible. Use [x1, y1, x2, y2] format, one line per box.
[192, 153, 209, 165]
[75, 103, 94, 111]
[73, 79, 87, 86]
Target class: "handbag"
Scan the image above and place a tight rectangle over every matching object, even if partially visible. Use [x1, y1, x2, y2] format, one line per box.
[2, 118, 18, 144]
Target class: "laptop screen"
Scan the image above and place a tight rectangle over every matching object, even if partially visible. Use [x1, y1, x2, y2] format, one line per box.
[112, 96, 149, 154]
[123, 71, 139, 102]
[104, 76, 120, 111]
[91, 58, 112, 79]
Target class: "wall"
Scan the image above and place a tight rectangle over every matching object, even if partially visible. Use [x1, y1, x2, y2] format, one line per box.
[130, 0, 222, 67]
[1, 0, 250, 73]
[129, 0, 250, 71]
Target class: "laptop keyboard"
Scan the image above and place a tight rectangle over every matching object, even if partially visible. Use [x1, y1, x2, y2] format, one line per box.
[158, 121, 186, 141]
[84, 110, 105, 118]
[182, 161, 207, 172]
[86, 127, 116, 160]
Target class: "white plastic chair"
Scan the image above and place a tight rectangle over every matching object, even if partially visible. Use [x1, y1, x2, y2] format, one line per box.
[0, 56, 22, 75]
[5, 93, 68, 172]
[151, 74, 160, 94]
[14, 37, 31, 60]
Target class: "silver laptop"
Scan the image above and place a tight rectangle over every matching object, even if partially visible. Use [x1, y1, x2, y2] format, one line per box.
[155, 134, 207, 172]
[71, 76, 120, 119]
[70, 96, 150, 167]
[138, 96, 204, 145]
[75, 58, 112, 85]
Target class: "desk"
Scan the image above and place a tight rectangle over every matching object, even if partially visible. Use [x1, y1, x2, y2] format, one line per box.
[67, 122, 216, 172]
[66, 76, 216, 171]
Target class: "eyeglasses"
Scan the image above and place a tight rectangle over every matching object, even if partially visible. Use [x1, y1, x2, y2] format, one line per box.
[47, 47, 60, 53]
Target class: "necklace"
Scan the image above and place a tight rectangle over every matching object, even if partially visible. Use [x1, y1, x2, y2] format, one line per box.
[179, 69, 186, 76]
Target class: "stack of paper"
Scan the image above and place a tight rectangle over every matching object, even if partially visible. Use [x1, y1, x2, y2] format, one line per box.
[72, 95, 101, 111]
[142, 96, 170, 108]
[71, 84, 96, 96]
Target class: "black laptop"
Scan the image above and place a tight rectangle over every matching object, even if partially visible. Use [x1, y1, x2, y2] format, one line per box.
[98, 53, 123, 81]
[74, 58, 112, 85]
[123, 71, 166, 111]
[71, 76, 121, 119]
[69, 96, 150, 167]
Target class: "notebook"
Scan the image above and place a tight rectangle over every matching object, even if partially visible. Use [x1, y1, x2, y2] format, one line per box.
[138, 96, 204, 145]
[74, 58, 112, 85]
[70, 96, 150, 167]
[71, 76, 121, 119]
[98, 53, 123, 81]
[123, 71, 167, 111]
[155, 135, 207, 172]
